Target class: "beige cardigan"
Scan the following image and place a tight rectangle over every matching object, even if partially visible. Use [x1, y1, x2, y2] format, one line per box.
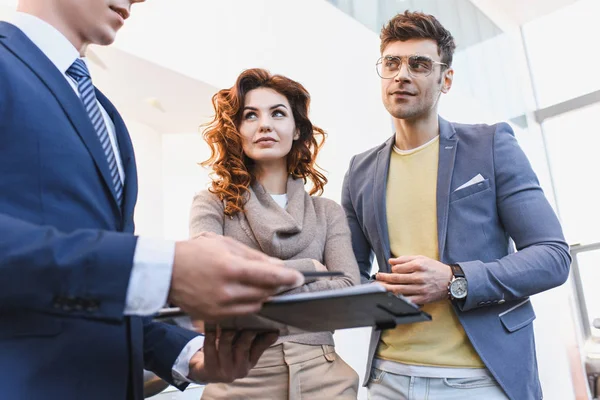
[189, 176, 360, 346]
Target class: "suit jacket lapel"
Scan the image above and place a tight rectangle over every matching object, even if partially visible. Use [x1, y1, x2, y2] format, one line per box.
[0, 22, 121, 212]
[373, 136, 394, 272]
[436, 117, 458, 262]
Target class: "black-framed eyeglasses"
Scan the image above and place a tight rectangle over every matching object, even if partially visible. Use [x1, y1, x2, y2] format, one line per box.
[376, 54, 448, 79]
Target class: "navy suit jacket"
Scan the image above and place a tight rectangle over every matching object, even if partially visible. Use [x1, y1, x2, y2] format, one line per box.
[342, 117, 571, 400]
[0, 22, 198, 399]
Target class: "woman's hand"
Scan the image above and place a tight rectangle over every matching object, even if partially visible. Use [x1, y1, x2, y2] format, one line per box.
[311, 260, 328, 272]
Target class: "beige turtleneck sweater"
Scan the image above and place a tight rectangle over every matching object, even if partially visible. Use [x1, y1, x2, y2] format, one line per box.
[189, 176, 360, 346]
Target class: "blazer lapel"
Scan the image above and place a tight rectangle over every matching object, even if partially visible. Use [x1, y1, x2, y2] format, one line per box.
[0, 22, 121, 212]
[436, 117, 458, 261]
[373, 136, 394, 272]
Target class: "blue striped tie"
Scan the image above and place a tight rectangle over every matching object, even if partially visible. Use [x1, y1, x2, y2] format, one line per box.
[66, 59, 123, 206]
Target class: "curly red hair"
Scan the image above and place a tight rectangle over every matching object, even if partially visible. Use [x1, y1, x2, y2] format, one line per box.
[201, 68, 327, 216]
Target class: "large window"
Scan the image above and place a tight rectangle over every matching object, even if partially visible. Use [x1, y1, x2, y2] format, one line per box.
[522, 0, 600, 108]
[542, 102, 600, 245]
[543, 104, 600, 344]
[523, 2, 600, 394]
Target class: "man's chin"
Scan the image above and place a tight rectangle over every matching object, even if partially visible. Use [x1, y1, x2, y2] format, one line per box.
[389, 108, 420, 120]
[93, 29, 118, 46]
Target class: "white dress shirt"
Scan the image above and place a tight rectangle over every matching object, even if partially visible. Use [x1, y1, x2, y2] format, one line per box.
[9, 12, 204, 384]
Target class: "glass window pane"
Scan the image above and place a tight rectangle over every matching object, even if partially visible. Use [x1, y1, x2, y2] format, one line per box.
[542, 102, 600, 245]
[523, 0, 600, 108]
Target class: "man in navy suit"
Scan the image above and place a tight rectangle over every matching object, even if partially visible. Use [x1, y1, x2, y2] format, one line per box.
[342, 11, 571, 400]
[0, 0, 304, 398]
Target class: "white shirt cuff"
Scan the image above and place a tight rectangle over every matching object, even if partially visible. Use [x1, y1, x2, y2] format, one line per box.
[172, 334, 206, 385]
[124, 237, 175, 315]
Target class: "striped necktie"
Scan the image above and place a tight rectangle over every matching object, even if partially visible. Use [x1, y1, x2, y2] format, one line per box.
[66, 59, 123, 206]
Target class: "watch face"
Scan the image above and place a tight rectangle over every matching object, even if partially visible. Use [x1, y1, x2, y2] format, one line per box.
[450, 278, 468, 299]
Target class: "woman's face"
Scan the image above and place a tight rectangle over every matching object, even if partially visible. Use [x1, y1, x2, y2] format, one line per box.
[239, 87, 299, 165]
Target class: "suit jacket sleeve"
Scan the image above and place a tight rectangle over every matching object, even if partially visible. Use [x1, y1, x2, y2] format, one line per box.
[142, 317, 200, 390]
[342, 156, 375, 283]
[458, 123, 571, 311]
[0, 213, 137, 321]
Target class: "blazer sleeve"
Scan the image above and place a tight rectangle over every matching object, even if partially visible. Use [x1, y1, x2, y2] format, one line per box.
[142, 317, 200, 390]
[189, 190, 225, 238]
[342, 156, 375, 283]
[282, 201, 360, 295]
[458, 123, 571, 311]
[0, 212, 137, 321]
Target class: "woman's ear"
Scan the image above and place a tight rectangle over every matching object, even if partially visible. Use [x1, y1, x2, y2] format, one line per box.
[293, 129, 300, 141]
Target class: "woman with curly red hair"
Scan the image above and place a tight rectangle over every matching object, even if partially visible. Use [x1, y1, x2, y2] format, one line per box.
[189, 68, 360, 399]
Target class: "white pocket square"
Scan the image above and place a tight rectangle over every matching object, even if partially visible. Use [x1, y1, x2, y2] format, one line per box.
[454, 174, 485, 192]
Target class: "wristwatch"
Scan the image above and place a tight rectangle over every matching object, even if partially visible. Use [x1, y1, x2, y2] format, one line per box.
[448, 263, 468, 301]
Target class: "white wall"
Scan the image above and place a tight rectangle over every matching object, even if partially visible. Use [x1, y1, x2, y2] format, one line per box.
[127, 120, 164, 238]
[161, 132, 211, 241]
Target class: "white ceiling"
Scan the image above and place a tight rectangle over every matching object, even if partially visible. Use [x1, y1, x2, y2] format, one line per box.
[88, 45, 217, 134]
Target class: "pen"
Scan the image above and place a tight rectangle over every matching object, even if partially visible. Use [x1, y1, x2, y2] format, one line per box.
[302, 271, 345, 278]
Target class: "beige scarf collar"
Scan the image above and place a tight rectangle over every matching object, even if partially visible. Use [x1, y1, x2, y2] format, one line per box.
[237, 176, 317, 259]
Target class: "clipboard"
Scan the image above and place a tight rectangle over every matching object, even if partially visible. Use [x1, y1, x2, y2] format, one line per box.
[155, 283, 431, 333]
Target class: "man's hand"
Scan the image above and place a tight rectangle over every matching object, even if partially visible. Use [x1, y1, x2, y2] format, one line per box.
[188, 329, 278, 384]
[375, 255, 452, 305]
[168, 235, 304, 320]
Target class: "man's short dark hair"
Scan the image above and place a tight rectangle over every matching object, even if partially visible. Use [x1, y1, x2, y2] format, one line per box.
[380, 10, 456, 66]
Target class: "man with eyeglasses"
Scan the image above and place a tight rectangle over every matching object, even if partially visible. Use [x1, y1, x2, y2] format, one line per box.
[341, 10, 570, 400]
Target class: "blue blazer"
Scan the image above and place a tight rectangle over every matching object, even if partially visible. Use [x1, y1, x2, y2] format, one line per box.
[342, 117, 571, 400]
[0, 22, 198, 399]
